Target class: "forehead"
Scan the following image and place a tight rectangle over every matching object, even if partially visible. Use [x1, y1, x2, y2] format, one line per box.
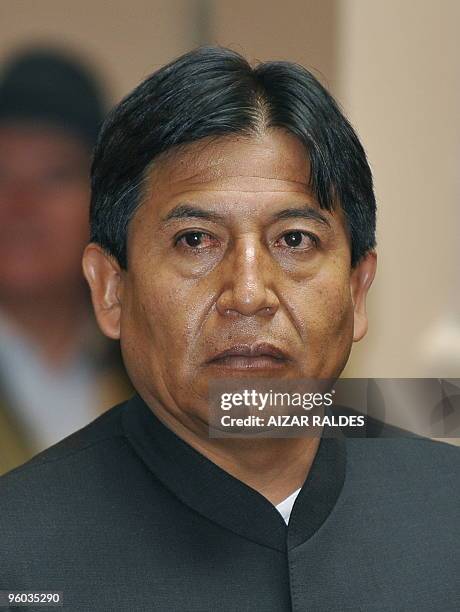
[129, 129, 350, 257]
[144, 129, 312, 203]
[0, 122, 88, 164]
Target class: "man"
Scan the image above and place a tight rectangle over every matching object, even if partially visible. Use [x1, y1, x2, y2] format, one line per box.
[0, 49, 131, 474]
[0, 47, 458, 611]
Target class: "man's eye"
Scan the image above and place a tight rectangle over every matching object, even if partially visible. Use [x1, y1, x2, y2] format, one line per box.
[276, 231, 318, 250]
[175, 231, 217, 249]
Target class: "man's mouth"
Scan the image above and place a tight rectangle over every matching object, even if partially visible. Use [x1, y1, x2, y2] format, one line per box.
[207, 343, 290, 370]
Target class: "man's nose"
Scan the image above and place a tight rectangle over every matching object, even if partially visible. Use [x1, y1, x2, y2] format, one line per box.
[216, 236, 279, 318]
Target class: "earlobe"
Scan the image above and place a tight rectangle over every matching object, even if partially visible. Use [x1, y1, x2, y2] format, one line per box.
[350, 251, 377, 343]
[82, 244, 123, 340]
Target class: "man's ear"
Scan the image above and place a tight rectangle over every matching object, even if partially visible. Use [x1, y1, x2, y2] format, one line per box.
[350, 251, 377, 343]
[82, 244, 123, 340]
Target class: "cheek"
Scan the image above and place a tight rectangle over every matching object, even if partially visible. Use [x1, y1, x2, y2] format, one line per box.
[34, 192, 90, 276]
[332, 286, 354, 335]
[121, 269, 201, 372]
[50, 191, 89, 245]
[295, 271, 353, 350]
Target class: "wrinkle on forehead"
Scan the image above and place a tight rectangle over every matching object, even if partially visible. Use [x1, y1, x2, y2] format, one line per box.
[146, 129, 312, 193]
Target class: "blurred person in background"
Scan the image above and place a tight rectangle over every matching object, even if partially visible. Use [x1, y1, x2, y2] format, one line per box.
[0, 48, 131, 474]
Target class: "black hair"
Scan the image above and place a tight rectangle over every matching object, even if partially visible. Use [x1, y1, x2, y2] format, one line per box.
[90, 46, 376, 268]
[0, 47, 106, 146]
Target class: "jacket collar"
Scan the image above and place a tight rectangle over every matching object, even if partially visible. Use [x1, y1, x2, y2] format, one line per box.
[122, 394, 346, 552]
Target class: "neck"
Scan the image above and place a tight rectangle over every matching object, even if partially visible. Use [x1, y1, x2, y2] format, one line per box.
[148, 396, 321, 506]
[0, 285, 90, 368]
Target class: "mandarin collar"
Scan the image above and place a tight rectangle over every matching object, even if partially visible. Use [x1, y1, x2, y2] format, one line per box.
[122, 394, 346, 552]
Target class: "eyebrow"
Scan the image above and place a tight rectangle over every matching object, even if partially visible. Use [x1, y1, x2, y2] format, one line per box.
[272, 207, 331, 227]
[161, 203, 331, 227]
[161, 204, 226, 224]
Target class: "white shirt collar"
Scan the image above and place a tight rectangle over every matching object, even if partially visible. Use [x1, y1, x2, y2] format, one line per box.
[275, 487, 302, 524]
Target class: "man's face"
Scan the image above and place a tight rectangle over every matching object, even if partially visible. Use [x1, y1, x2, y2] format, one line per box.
[0, 124, 90, 299]
[104, 129, 372, 429]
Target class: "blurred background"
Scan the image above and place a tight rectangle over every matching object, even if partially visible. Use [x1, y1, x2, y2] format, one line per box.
[0, 0, 458, 471]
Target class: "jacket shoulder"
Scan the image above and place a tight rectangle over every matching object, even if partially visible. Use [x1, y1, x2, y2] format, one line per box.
[0, 399, 130, 488]
[347, 435, 460, 495]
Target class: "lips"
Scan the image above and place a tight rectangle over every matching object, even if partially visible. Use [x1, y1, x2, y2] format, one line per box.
[207, 342, 290, 369]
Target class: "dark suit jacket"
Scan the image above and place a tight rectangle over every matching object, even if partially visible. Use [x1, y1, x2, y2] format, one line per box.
[0, 394, 459, 611]
[0, 338, 132, 476]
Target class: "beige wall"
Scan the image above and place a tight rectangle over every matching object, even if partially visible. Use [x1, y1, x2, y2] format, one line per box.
[0, 0, 201, 102]
[210, 0, 337, 90]
[335, 0, 460, 377]
[1, 0, 458, 377]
